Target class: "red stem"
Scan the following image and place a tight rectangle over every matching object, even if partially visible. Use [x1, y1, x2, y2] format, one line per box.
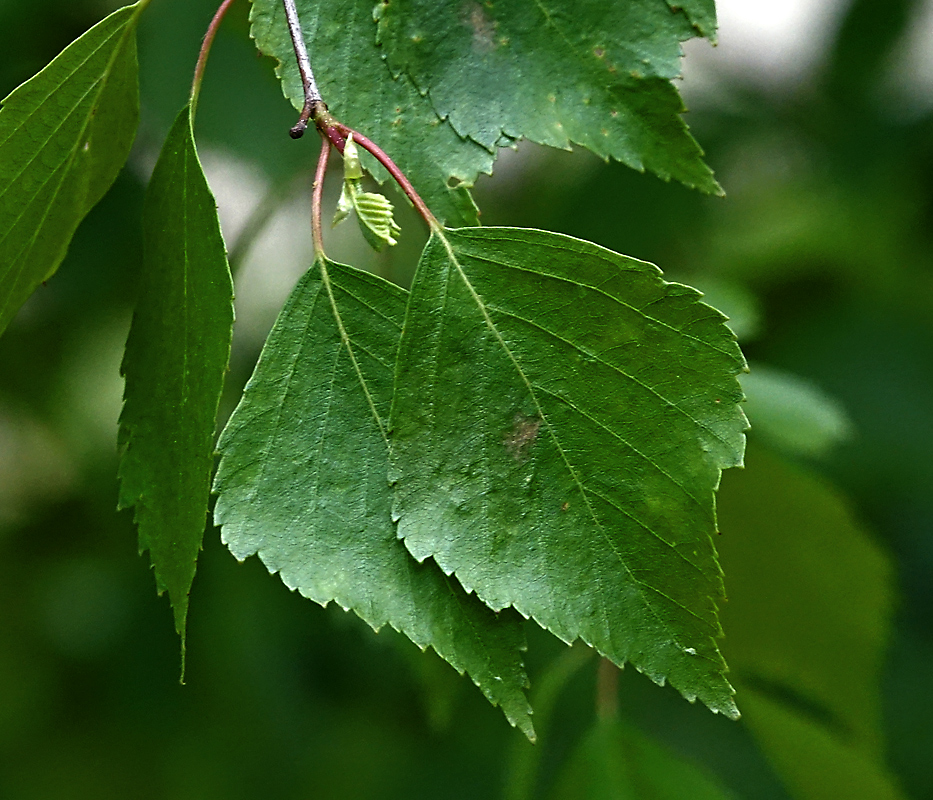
[332, 122, 439, 229]
[191, 0, 238, 111]
[312, 137, 330, 256]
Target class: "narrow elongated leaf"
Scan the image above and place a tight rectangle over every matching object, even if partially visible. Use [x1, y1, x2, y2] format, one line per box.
[716, 447, 902, 799]
[213, 258, 534, 738]
[118, 105, 235, 655]
[0, 1, 147, 336]
[249, 0, 492, 226]
[550, 718, 734, 800]
[390, 227, 747, 717]
[376, 0, 721, 193]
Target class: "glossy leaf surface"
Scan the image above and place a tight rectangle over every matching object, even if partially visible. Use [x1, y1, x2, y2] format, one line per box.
[0, 1, 146, 336]
[390, 226, 747, 717]
[118, 104, 235, 653]
[249, 0, 492, 226]
[213, 258, 534, 738]
[376, 0, 721, 193]
[550, 718, 733, 800]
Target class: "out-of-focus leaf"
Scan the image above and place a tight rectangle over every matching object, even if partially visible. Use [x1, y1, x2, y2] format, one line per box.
[0, 1, 147, 336]
[690, 280, 762, 342]
[737, 686, 905, 800]
[716, 447, 902, 799]
[248, 0, 491, 227]
[827, 0, 913, 104]
[213, 257, 534, 738]
[118, 104, 235, 655]
[550, 718, 734, 800]
[390, 226, 748, 717]
[740, 363, 852, 458]
[376, 0, 721, 193]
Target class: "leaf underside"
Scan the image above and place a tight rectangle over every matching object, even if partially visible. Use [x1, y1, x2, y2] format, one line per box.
[375, 0, 721, 193]
[390, 226, 747, 718]
[213, 258, 534, 739]
[0, 1, 145, 336]
[118, 104, 235, 650]
[249, 0, 492, 227]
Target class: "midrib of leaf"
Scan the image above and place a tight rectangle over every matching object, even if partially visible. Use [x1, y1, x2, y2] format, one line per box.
[481, 307, 719, 518]
[318, 256, 390, 443]
[214, 261, 535, 736]
[179, 147, 191, 402]
[468, 246, 737, 360]
[428, 225, 716, 646]
[460, 241, 738, 485]
[529, 0, 573, 59]
[247, 281, 329, 506]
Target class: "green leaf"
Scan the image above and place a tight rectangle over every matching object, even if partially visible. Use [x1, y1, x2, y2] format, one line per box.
[248, 0, 492, 227]
[716, 447, 903, 799]
[666, 0, 718, 40]
[550, 718, 734, 800]
[334, 136, 402, 251]
[740, 364, 853, 458]
[0, 1, 147, 337]
[118, 104, 235, 659]
[735, 687, 906, 800]
[213, 257, 534, 739]
[376, 0, 721, 194]
[390, 226, 747, 717]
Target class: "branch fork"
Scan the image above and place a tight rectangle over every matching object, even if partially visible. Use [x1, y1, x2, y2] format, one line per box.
[281, 0, 438, 240]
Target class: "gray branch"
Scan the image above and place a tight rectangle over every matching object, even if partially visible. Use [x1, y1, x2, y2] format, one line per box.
[282, 0, 323, 138]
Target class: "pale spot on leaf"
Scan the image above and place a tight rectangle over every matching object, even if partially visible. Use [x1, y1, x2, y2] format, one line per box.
[504, 413, 541, 460]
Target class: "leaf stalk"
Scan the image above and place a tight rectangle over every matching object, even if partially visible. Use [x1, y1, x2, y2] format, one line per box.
[278, 0, 437, 229]
[332, 121, 439, 229]
[191, 0, 238, 113]
[311, 137, 330, 255]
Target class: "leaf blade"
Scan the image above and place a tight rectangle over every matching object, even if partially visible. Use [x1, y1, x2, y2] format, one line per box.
[715, 447, 903, 798]
[213, 258, 534, 738]
[0, 1, 145, 336]
[376, 0, 721, 193]
[550, 718, 734, 800]
[118, 104, 235, 655]
[390, 226, 747, 717]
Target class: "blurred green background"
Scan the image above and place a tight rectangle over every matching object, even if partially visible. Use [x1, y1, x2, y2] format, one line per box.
[1, 0, 931, 797]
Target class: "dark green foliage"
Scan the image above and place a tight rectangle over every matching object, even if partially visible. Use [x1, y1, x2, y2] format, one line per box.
[1, 0, 927, 798]
[390, 226, 746, 717]
[214, 257, 533, 737]
[118, 103, 234, 654]
[376, 0, 721, 192]
[716, 447, 901, 798]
